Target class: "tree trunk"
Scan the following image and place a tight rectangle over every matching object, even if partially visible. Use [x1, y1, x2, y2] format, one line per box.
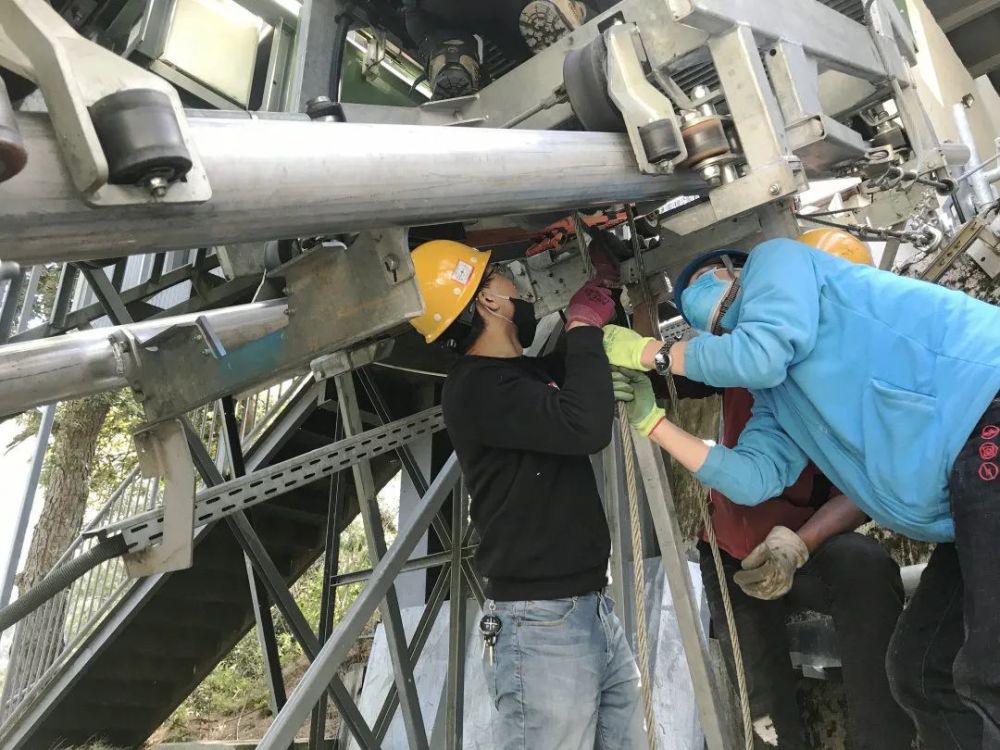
[4, 393, 113, 704]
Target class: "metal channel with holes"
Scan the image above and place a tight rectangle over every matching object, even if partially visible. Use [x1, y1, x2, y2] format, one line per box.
[92, 406, 445, 552]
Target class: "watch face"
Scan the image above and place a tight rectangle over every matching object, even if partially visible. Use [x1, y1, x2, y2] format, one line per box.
[654, 349, 669, 373]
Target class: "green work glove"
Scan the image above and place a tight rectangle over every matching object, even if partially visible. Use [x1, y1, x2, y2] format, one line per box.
[611, 367, 665, 436]
[603, 324, 656, 371]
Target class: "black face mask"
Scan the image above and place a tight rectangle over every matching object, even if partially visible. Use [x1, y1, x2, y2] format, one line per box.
[510, 297, 538, 349]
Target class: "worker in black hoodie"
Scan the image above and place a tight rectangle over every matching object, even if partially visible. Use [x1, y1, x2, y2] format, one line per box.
[409, 238, 644, 749]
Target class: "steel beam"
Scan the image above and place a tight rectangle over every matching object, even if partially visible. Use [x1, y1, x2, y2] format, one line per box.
[357, 370, 452, 551]
[0, 272, 23, 344]
[630, 433, 735, 750]
[0, 403, 55, 609]
[185, 425, 379, 750]
[0, 300, 288, 416]
[601, 434, 633, 639]
[258, 452, 461, 750]
[221, 396, 289, 721]
[939, 0, 1000, 33]
[1, 112, 706, 264]
[670, 0, 887, 81]
[335, 373, 428, 750]
[79, 265, 132, 326]
[373, 559, 453, 742]
[310, 415, 345, 750]
[445, 483, 467, 750]
[11, 256, 220, 343]
[328, 547, 475, 588]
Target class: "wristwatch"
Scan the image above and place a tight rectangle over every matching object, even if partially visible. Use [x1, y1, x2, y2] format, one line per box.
[653, 344, 673, 376]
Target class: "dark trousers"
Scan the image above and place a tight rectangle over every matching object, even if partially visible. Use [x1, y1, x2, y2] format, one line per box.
[699, 532, 913, 750]
[887, 398, 1000, 750]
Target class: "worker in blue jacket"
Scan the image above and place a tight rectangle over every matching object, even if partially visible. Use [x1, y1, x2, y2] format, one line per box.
[604, 230, 1000, 749]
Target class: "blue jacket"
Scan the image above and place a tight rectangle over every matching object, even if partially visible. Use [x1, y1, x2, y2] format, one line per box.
[687, 239, 1000, 542]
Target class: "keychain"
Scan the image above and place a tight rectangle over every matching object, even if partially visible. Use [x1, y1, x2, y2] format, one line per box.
[479, 601, 502, 666]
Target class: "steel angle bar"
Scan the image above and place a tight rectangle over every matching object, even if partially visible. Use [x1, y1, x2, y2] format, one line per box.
[373, 557, 453, 742]
[446, 482, 468, 750]
[630, 433, 735, 750]
[79, 265, 132, 326]
[335, 373, 428, 750]
[258, 452, 461, 750]
[357, 369, 451, 549]
[184, 422, 378, 749]
[311, 416, 345, 750]
[91, 406, 445, 552]
[221, 396, 288, 719]
[329, 547, 476, 588]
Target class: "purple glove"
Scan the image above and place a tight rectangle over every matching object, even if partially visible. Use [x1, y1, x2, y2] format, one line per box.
[566, 282, 616, 328]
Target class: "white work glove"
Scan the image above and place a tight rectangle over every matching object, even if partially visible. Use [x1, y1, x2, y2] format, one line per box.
[732, 526, 809, 601]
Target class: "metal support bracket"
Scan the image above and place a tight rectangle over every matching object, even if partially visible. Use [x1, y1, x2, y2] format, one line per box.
[311, 339, 395, 382]
[0, 0, 211, 205]
[123, 419, 195, 576]
[765, 40, 868, 176]
[605, 23, 686, 174]
[508, 250, 590, 319]
[108, 229, 423, 424]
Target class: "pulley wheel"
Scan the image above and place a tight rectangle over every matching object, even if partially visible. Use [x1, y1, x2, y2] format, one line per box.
[0, 77, 27, 184]
[562, 36, 624, 133]
[681, 116, 729, 167]
[89, 89, 192, 186]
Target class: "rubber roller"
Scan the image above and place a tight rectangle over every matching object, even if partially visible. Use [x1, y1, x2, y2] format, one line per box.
[89, 89, 192, 189]
[0, 77, 27, 184]
[680, 115, 729, 167]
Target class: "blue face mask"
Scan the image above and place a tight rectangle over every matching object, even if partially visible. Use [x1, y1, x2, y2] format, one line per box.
[681, 270, 735, 333]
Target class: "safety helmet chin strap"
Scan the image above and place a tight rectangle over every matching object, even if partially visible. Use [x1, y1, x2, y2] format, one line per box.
[710, 255, 741, 335]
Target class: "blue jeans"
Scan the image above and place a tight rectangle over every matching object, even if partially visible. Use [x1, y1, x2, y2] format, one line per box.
[482, 592, 645, 750]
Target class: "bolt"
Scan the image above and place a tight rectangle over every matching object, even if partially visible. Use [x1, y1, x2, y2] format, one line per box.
[768, 183, 781, 196]
[701, 164, 723, 187]
[383, 254, 398, 272]
[201, 348, 211, 356]
[146, 175, 169, 198]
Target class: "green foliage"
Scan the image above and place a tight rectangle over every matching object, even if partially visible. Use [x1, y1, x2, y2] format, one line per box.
[85, 391, 143, 505]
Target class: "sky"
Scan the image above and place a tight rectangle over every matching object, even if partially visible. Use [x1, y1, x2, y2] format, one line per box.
[0, 418, 44, 593]
[0, 417, 46, 666]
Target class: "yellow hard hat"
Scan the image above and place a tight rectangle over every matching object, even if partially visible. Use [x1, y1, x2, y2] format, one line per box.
[410, 240, 493, 343]
[798, 228, 874, 266]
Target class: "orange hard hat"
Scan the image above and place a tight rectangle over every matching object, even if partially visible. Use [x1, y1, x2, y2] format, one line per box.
[798, 228, 874, 266]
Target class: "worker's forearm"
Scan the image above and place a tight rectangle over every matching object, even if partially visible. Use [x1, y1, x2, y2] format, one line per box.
[646, 416, 710, 473]
[637, 339, 687, 376]
[795, 494, 868, 554]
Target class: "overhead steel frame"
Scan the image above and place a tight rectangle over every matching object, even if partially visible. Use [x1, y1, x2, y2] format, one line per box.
[0, 2, 937, 748]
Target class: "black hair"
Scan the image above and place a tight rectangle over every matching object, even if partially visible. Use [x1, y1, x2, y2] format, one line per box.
[440, 267, 496, 354]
